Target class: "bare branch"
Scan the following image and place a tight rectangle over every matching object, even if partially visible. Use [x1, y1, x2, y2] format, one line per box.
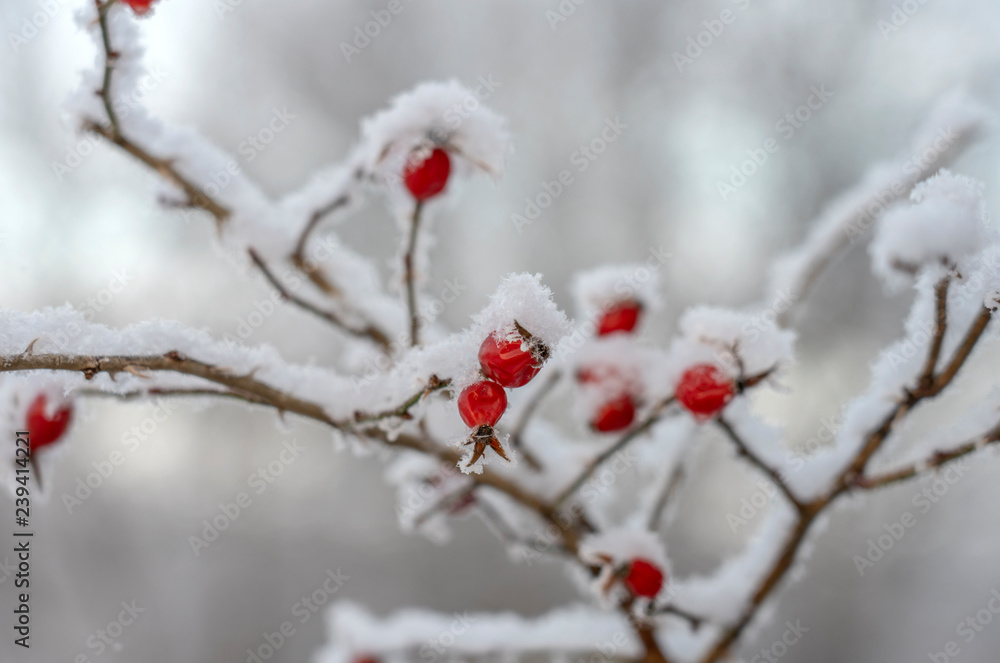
[647, 462, 686, 531]
[552, 396, 676, 509]
[505, 369, 562, 471]
[404, 201, 424, 346]
[716, 416, 805, 513]
[290, 194, 351, 296]
[855, 424, 1000, 490]
[918, 274, 951, 390]
[88, 3, 230, 223]
[248, 248, 392, 351]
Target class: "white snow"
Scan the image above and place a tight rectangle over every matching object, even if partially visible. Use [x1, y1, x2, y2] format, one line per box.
[870, 170, 994, 292]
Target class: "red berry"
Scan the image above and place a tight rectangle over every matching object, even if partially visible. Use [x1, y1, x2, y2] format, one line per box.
[590, 393, 636, 432]
[457, 381, 507, 428]
[403, 147, 451, 201]
[122, 0, 156, 15]
[25, 394, 73, 454]
[623, 558, 664, 598]
[479, 334, 543, 388]
[597, 301, 643, 336]
[676, 364, 735, 417]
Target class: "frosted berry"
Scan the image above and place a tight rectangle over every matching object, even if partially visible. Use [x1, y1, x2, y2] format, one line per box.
[590, 393, 636, 433]
[597, 300, 643, 336]
[403, 147, 451, 201]
[623, 558, 664, 598]
[676, 364, 735, 417]
[479, 327, 548, 388]
[457, 380, 507, 428]
[121, 0, 157, 15]
[25, 394, 73, 454]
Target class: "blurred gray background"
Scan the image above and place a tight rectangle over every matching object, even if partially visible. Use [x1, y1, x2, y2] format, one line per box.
[3, 0, 1000, 661]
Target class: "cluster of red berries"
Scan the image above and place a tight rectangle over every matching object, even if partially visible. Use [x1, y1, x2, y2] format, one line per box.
[121, 0, 157, 15]
[576, 300, 645, 433]
[403, 147, 451, 201]
[457, 323, 549, 466]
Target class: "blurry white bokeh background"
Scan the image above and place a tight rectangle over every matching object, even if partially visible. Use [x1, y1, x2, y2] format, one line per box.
[3, 0, 1000, 661]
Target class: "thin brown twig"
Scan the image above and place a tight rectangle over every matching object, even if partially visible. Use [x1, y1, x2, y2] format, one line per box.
[854, 424, 1000, 490]
[505, 369, 562, 471]
[290, 194, 351, 296]
[918, 275, 951, 390]
[404, 201, 424, 346]
[716, 416, 805, 513]
[647, 462, 686, 531]
[248, 248, 392, 351]
[552, 396, 676, 509]
[352, 375, 450, 424]
[87, 5, 230, 224]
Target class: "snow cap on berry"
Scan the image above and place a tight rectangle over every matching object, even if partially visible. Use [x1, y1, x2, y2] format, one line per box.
[570, 263, 661, 323]
[870, 170, 996, 292]
[358, 80, 511, 192]
[471, 273, 573, 361]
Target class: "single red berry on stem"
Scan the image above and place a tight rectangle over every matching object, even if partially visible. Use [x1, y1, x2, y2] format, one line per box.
[590, 393, 636, 432]
[623, 558, 664, 598]
[457, 380, 507, 428]
[25, 394, 73, 454]
[676, 364, 735, 417]
[403, 147, 451, 201]
[121, 0, 157, 15]
[479, 333, 544, 388]
[597, 300, 643, 336]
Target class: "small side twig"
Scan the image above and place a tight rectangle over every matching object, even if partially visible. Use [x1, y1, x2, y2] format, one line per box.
[716, 416, 805, 513]
[404, 201, 424, 346]
[506, 370, 562, 471]
[552, 396, 676, 509]
[249, 249, 392, 351]
[290, 194, 351, 296]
